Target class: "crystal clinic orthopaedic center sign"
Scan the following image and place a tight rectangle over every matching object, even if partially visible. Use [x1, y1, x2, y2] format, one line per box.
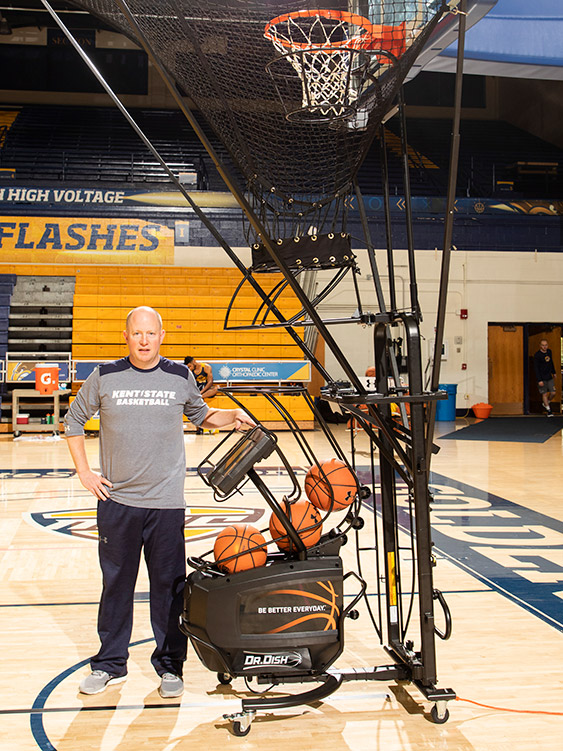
[0, 214, 174, 264]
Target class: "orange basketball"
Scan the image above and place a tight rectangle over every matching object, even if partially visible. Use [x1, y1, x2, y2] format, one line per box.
[269, 500, 322, 552]
[213, 524, 267, 573]
[304, 458, 358, 511]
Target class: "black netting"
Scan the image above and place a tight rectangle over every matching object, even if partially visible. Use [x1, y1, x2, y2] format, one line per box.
[67, 1, 451, 240]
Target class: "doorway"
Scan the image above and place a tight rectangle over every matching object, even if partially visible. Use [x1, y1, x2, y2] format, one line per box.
[527, 325, 561, 414]
[487, 323, 561, 415]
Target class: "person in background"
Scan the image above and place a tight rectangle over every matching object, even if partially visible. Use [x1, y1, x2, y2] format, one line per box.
[184, 355, 219, 433]
[533, 338, 557, 417]
[183, 356, 218, 399]
[65, 306, 254, 698]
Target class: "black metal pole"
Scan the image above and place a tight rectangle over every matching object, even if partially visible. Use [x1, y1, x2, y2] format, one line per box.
[402, 314, 437, 685]
[373, 323, 402, 646]
[426, 0, 467, 460]
[379, 124, 398, 313]
[397, 89, 420, 321]
[353, 182, 409, 426]
[353, 180, 388, 315]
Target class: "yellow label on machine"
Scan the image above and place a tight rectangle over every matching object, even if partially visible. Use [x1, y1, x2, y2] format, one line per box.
[387, 551, 397, 607]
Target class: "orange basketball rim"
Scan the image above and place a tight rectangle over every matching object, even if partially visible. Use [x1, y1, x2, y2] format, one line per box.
[264, 8, 406, 55]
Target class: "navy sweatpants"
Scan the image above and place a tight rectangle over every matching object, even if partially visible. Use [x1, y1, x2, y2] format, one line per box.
[91, 499, 187, 678]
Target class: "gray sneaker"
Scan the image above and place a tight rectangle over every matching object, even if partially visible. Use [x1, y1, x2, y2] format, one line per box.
[79, 670, 126, 695]
[159, 672, 184, 698]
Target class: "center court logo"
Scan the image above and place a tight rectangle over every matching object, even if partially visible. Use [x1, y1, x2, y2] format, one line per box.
[26, 505, 264, 542]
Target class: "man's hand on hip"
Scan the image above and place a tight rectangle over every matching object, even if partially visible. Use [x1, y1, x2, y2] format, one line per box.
[78, 469, 113, 500]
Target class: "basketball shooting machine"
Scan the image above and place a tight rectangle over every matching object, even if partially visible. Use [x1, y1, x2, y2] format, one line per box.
[48, 0, 474, 736]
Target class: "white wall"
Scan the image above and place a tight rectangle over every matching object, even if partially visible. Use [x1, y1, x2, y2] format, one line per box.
[171, 243, 562, 408]
[316, 248, 563, 408]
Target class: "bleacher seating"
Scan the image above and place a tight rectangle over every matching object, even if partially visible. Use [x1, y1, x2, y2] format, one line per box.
[387, 118, 563, 198]
[0, 273, 16, 414]
[8, 276, 75, 359]
[357, 117, 563, 198]
[357, 126, 444, 197]
[70, 266, 313, 427]
[71, 266, 304, 362]
[0, 105, 241, 191]
[0, 264, 314, 428]
[0, 273, 16, 359]
[1, 105, 560, 199]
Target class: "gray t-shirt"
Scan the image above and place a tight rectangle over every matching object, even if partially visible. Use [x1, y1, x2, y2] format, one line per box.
[64, 356, 209, 509]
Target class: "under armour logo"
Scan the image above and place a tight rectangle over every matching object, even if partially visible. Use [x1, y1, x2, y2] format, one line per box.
[100, 536, 109, 544]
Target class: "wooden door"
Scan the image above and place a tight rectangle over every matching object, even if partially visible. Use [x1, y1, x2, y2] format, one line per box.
[488, 325, 523, 414]
[528, 327, 561, 414]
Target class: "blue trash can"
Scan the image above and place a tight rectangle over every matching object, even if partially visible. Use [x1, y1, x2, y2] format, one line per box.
[435, 383, 457, 421]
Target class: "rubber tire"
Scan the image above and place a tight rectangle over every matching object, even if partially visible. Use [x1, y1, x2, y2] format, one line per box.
[217, 672, 232, 685]
[232, 721, 251, 737]
[430, 705, 450, 724]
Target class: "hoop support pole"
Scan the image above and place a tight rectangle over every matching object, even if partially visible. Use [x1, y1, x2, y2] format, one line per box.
[353, 179, 408, 427]
[427, 0, 467, 463]
[397, 88, 420, 321]
[379, 124, 398, 313]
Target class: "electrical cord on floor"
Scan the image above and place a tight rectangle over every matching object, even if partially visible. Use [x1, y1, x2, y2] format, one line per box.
[456, 696, 563, 716]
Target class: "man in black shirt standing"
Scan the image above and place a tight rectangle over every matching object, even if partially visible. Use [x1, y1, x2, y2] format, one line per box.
[533, 339, 557, 416]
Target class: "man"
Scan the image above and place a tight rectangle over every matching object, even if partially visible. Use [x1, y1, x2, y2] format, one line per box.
[184, 355, 218, 434]
[533, 338, 557, 417]
[183, 356, 218, 400]
[65, 306, 254, 698]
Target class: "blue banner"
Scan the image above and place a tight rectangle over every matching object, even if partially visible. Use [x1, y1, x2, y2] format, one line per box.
[1, 186, 561, 218]
[72, 359, 311, 383]
[6, 360, 70, 383]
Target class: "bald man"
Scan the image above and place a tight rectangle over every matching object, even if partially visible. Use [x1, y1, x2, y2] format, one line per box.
[65, 306, 254, 698]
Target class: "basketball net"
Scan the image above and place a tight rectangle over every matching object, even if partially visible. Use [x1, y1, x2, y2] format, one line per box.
[264, 10, 406, 121]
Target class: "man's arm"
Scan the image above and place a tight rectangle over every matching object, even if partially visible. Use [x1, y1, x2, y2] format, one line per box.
[200, 407, 255, 431]
[64, 368, 112, 500]
[67, 435, 113, 500]
[533, 352, 543, 384]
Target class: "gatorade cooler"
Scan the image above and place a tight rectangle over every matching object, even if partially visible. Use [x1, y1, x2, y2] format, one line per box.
[35, 363, 59, 395]
[436, 383, 457, 421]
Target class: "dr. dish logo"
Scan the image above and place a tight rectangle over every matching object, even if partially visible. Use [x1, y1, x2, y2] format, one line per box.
[243, 651, 303, 670]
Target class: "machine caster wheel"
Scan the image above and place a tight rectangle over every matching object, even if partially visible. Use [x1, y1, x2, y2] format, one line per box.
[13, 431, 21, 438]
[232, 721, 251, 737]
[430, 703, 450, 724]
[224, 710, 255, 736]
[217, 672, 232, 685]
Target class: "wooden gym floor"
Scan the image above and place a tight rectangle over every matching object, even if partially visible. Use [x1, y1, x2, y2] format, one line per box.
[0, 420, 562, 750]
